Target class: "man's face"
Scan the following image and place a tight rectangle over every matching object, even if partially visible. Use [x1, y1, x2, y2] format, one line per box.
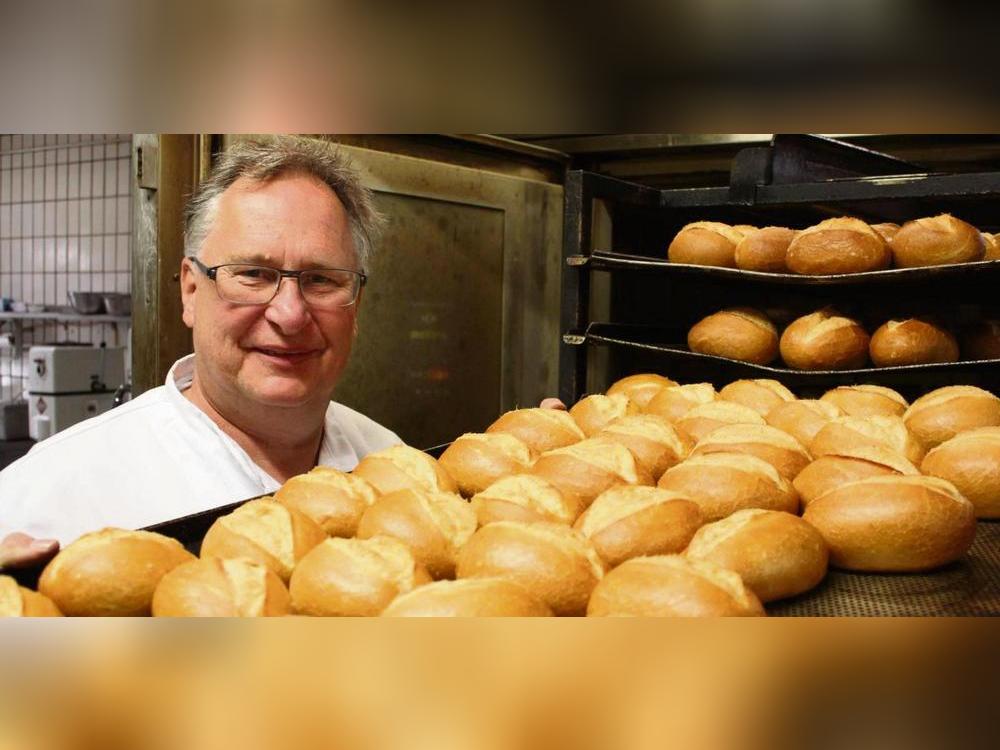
[180, 173, 363, 411]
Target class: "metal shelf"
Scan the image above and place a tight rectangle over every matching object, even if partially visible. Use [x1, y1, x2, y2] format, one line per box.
[0, 312, 131, 324]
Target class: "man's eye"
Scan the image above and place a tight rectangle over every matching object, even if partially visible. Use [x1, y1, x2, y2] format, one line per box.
[237, 269, 267, 279]
[304, 272, 344, 287]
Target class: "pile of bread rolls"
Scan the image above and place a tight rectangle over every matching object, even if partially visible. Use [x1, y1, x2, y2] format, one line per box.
[9, 376, 999, 619]
[668, 214, 1000, 273]
[688, 307, 999, 369]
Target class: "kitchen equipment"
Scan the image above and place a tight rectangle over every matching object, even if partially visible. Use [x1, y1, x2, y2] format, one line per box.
[68, 291, 104, 314]
[102, 292, 132, 316]
[0, 399, 29, 440]
[27, 344, 127, 440]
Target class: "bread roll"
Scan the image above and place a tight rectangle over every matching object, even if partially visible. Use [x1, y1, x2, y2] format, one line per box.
[685, 509, 828, 602]
[780, 309, 870, 370]
[605, 373, 678, 409]
[786, 217, 891, 275]
[352, 445, 458, 496]
[690, 423, 811, 480]
[983, 232, 1000, 260]
[486, 407, 585, 454]
[598, 414, 692, 480]
[733, 224, 757, 235]
[687, 308, 779, 365]
[871, 222, 900, 243]
[960, 320, 1000, 360]
[574, 486, 704, 567]
[569, 393, 640, 437]
[869, 319, 959, 366]
[456, 521, 604, 616]
[274, 467, 379, 537]
[39, 528, 195, 616]
[674, 401, 766, 444]
[644, 383, 717, 423]
[903, 385, 1000, 449]
[470, 474, 581, 526]
[803, 476, 976, 572]
[819, 385, 908, 418]
[719, 379, 796, 416]
[889, 214, 985, 267]
[667, 221, 744, 267]
[439, 432, 534, 497]
[356, 488, 476, 579]
[921, 427, 1000, 518]
[765, 399, 844, 448]
[587, 555, 765, 617]
[810, 414, 925, 465]
[0, 575, 62, 617]
[382, 578, 552, 617]
[657, 453, 799, 521]
[734, 226, 797, 273]
[152, 557, 289, 617]
[529, 437, 652, 510]
[792, 442, 919, 507]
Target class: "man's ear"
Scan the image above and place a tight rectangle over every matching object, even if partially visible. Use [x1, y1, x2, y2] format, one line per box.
[180, 257, 197, 329]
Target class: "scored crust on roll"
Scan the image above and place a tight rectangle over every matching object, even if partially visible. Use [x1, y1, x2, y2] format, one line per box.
[869, 319, 959, 367]
[381, 577, 553, 617]
[983, 232, 1000, 260]
[765, 399, 844, 448]
[569, 393, 640, 437]
[718, 379, 796, 417]
[820, 385, 908, 418]
[152, 557, 290, 617]
[903, 385, 1000, 449]
[921, 426, 1000, 519]
[0, 575, 63, 617]
[733, 226, 797, 273]
[352, 444, 458, 495]
[687, 308, 779, 365]
[657, 452, 799, 521]
[486, 407, 585, 454]
[275, 467, 380, 537]
[674, 401, 766, 445]
[645, 383, 718, 423]
[889, 214, 985, 268]
[793, 442, 919, 507]
[574, 486, 704, 568]
[470, 474, 581, 526]
[667, 221, 745, 267]
[456, 521, 605, 616]
[599, 413, 693, 479]
[606, 373, 679, 409]
[779, 310, 870, 370]
[529, 437, 650, 510]
[586, 554, 765, 617]
[685, 509, 828, 603]
[810, 414, 925, 466]
[438, 432, 534, 497]
[871, 222, 901, 243]
[785, 217, 891, 275]
[690, 423, 811, 480]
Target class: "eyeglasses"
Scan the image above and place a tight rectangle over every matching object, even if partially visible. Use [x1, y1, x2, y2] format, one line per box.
[190, 258, 367, 308]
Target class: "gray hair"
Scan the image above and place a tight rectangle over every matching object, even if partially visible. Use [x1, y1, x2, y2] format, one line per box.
[183, 137, 383, 274]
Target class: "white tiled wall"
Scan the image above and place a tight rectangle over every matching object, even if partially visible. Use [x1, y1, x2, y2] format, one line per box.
[0, 134, 132, 399]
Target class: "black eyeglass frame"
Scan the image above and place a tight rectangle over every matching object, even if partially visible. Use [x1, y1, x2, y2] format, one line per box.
[189, 257, 367, 307]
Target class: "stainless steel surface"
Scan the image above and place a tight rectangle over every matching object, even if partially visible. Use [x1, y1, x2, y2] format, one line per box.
[69, 291, 104, 314]
[102, 293, 132, 316]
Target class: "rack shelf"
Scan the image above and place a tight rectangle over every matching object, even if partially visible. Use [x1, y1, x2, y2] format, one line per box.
[0, 312, 131, 324]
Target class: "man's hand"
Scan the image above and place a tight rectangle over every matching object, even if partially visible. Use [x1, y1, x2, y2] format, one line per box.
[0, 533, 59, 570]
[540, 398, 567, 411]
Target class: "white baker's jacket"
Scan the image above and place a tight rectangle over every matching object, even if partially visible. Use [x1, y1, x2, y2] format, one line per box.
[0, 355, 402, 545]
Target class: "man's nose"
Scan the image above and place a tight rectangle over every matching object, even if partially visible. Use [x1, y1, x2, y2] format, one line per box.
[263, 276, 311, 332]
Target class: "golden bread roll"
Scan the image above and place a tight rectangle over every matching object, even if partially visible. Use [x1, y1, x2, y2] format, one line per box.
[456, 521, 604, 616]
[355, 488, 476, 579]
[382, 578, 552, 617]
[765, 399, 844, 447]
[644, 382, 717, 423]
[889, 214, 985, 267]
[690, 423, 811, 480]
[288, 536, 431, 616]
[674, 401, 766, 444]
[785, 217, 891, 275]
[810, 414, 925, 465]
[569, 393, 640, 437]
[718, 378, 796, 416]
[819, 384, 908, 418]
[903, 385, 1000, 449]
[687, 307, 779, 365]
[793, 442, 919, 507]
[803, 476, 976, 572]
[39, 528, 195, 616]
[574, 486, 704, 568]
[960, 320, 1000, 360]
[733, 226, 797, 273]
[598, 414, 693, 480]
[871, 222, 900, 243]
[983, 232, 1000, 260]
[921, 427, 1000, 519]
[0, 575, 62, 617]
[869, 318, 959, 366]
[529, 437, 652, 510]
[274, 467, 379, 537]
[657, 453, 799, 521]
[733, 224, 757, 235]
[200, 498, 326, 583]
[352, 444, 458, 495]
[780, 309, 870, 370]
[685, 509, 828, 602]
[438, 432, 534, 497]
[486, 407, 585, 454]
[667, 221, 744, 267]
[587, 555, 765, 617]
[470, 474, 581, 526]
[152, 557, 289, 617]
[605, 373, 679, 409]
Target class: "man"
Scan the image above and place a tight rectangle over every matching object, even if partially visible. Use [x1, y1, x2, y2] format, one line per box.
[0, 137, 402, 567]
